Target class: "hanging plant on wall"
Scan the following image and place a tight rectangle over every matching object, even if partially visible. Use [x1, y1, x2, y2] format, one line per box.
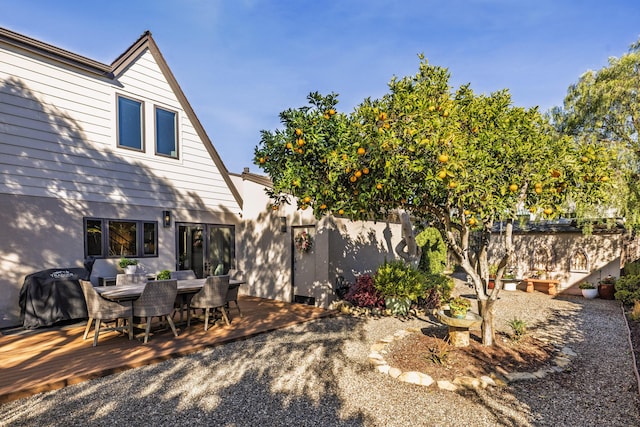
[294, 231, 313, 253]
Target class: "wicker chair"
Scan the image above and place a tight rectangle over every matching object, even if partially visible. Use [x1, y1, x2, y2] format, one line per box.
[116, 273, 148, 286]
[188, 275, 230, 331]
[132, 279, 179, 343]
[80, 280, 133, 347]
[225, 270, 244, 319]
[170, 270, 197, 321]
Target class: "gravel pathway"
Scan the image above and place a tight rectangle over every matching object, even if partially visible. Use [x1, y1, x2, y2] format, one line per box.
[1, 284, 639, 427]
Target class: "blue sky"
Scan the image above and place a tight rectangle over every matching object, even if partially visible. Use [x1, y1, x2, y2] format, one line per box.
[2, 0, 639, 173]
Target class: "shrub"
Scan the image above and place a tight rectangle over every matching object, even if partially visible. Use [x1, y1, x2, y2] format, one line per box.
[614, 274, 640, 306]
[416, 227, 447, 274]
[374, 260, 427, 301]
[630, 301, 640, 322]
[344, 274, 384, 308]
[624, 261, 640, 276]
[507, 318, 527, 341]
[424, 273, 454, 301]
[156, 269, 171, 280]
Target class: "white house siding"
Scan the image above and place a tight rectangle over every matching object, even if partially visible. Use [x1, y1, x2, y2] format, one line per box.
[0, 34, 240, 327]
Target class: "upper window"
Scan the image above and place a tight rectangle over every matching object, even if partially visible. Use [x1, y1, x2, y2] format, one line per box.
[117, 95, 144, 151]
[155, 106, 178, 158]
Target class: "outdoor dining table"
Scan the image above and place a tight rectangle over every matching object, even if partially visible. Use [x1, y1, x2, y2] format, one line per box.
[94, 278, 245, 302]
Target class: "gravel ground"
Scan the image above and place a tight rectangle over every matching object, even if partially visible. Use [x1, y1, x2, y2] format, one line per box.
[1, 282, 639, 427]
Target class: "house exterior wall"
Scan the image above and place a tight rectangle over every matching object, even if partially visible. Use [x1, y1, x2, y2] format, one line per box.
[488, 230, 622, 295]
[0, 31, 241, 328]
[236, 171, 405, 308]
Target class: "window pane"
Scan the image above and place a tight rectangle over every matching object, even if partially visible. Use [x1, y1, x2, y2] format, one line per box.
[108, 221, 137, 257]
[143, 222, 157, 255]
[118, 97, 142, 150]
[156, 108, 177, 157]
[86, 219, 103, 257]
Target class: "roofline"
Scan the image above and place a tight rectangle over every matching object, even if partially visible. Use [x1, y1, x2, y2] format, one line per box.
[0, 26, 244, 210]
[0, 27, 113, 77]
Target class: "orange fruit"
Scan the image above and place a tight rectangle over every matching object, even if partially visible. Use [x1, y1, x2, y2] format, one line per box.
[324, 113, 330, 119]
[297, 138, 305, 146]
[472, 126, 479, 133]
[357, 147, 366, 155]
[379, 112, 387, 121]
[442, 110, 449, 118]
[535, 187, 542, 194]
[338, 209, 344, 215]
[509, 184, 518, 192]
[353, 190, 359, 195]
[301, 204, 308, 210]
[297, 148, 304, 154]
[355, 170, 362, 178]
[448, 181, 458, 189]
[320, 204, 327, 210]
[303, 196, 311, 203]
[362, 167, 370, 174]
[285, 142, 293, 149]
[468, 217, 477, 226]
[550, 169, 561, 178]
[544, 208, 553, 215]
[428, 105, 436, 112]
[437, 170, 447, 179]
[581, 156, 589, 163]
[329, 109, 336, 115]
[376, 183, 383, 190]
[258, 157, 266, 164]
[464, 210, 471, 216]
[438, 154, 449, 163]
[600, 176, 609, 182]
[350, 175, 357, 183]
[271, 205, 279, 211]
[295, 128, 303, 136]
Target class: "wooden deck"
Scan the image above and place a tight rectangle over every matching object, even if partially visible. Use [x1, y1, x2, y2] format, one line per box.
[0, 296, 335, 403]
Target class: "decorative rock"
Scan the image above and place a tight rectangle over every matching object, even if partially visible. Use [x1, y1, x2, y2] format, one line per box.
[453, 376, 481, 388]
[554, 356, 571, 368]
[379, 336, 395, 343]
[504, 371, 537, 382]
[388, 367, 402, 378]
[398, 371, 434, 386]
[437, 380, 458, 391]
[368, 357, 387, 366]
[376, 364, 390, 374]
[479, 375, 496, 388]
[368, 352, 384, 360]
[560, 347, 577, 357]
[370, 343, 387, 352]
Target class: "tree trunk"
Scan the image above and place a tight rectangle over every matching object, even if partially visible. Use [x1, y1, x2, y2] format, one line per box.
[477, 298, 496, 346]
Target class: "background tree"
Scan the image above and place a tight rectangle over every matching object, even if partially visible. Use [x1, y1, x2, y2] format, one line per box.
[255, 58, 614, 345]
[552, 39, 638, 225]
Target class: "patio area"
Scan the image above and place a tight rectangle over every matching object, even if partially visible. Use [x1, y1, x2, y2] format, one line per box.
[0, 296, 334, 403]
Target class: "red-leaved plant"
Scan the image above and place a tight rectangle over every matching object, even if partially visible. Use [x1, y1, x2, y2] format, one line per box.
[344, 274, 385, 308]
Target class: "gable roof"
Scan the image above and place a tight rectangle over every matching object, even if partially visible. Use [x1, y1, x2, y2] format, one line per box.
[0, 26, 243, 209]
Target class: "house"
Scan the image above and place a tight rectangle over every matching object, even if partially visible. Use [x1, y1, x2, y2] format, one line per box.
[0, 27, 407, 328]
[0, 27, 243, 328]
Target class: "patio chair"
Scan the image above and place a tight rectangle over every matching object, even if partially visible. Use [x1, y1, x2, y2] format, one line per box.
[80, 280, 133, 347]
[187, 275, 230, 331]
[226, 269, 244, 319]
[170, 270, 197, 321]
[132, 279, 179, 344]
[116, 273, 148, 286]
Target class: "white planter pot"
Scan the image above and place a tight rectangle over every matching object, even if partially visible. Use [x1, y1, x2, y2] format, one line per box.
[125, 265, 137, 274]
[503, 279, 518, 291]
[581, 288, 598, 299]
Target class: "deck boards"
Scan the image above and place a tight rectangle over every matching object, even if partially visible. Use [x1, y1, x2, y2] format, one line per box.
[0, 296, 334, 403]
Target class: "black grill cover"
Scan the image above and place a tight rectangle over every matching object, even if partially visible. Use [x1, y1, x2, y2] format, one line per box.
[19, 268, 90, 329]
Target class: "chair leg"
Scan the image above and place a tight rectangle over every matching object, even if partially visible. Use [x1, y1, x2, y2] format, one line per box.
[204, 308, 210, 331]
[93, 319, 101, 347]
[166, 315, 178, 337]
[144, 316, 152, 344]
[127, 316, 134, 340]
[83, 318, 94, 340]
[187, 304, 192, 327]
[220, 306, 230, 326]
[233, 300, 242, 318]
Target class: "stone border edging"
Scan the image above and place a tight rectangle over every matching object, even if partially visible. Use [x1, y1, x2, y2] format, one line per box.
[620, 303, 640, 397]
[368, 328, 577, 392]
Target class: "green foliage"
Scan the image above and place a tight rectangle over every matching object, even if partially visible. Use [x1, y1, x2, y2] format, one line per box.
[156, 269, 171, 280]
[507, 318, 527, 341]
[373, 260, 427, 301]
[118, 257, 137, 268]
[424, 273, 454, 301]
[416, 227, 447, 274]
[624, 261, 640, 276]
[579, 281, 595, 289]
[449, 296, 471, 312]
[614, 274, 640, 305]
[630, 301, 640, 322]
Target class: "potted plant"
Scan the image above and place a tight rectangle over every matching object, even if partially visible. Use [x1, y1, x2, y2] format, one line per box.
[488, 263, 499, 289]
[156, 269, 171, 280]
[598, 275, 616, 300]
[373, 260, 426, 316]
[503, 271, 519, 291]
[579, 281, 598, 299]
[118, 257, 138, 274]
[448, 296, 471, 319]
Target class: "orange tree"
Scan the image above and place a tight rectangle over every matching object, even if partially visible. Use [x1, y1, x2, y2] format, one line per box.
[254, 58, 616, 345]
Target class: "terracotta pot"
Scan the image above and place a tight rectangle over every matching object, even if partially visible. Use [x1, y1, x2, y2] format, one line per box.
[598, 283, 615, 300]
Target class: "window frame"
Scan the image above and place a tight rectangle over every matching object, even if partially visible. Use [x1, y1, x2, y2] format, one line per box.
[154, 105, 179, 159]
[116, 94, 145, 152]
[84, 217, 158, 259]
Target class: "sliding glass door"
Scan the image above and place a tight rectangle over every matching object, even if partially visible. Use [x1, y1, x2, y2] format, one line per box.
[176, 223, 235, 278]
